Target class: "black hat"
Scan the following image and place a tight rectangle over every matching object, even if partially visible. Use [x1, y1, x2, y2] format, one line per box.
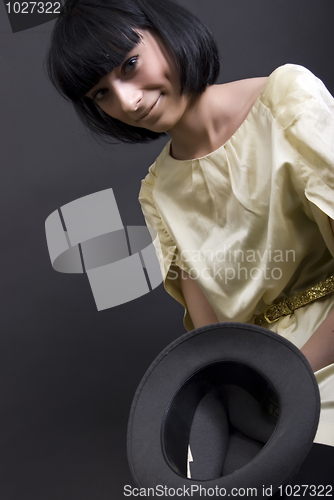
[127, 323, 320, 498]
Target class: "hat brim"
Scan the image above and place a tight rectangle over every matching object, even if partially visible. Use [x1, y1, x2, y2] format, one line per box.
[127, 323, 320, 496]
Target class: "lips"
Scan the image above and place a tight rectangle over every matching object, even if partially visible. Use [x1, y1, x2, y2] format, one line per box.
[140, 94, 162, 121]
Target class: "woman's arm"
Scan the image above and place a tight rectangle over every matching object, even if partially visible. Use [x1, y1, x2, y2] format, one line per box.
[174, 267, 219, 329]
[301, 308, 334, 372]
[301, 218, 334, 372]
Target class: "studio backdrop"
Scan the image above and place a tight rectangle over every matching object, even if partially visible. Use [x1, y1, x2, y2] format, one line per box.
[1, 1, 334, 498]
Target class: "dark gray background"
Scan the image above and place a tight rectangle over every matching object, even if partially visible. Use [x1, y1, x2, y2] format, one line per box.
[1, 1, 334, 498]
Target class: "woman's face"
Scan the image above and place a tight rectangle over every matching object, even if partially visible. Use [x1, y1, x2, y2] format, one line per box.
[85, 30, 190, 133]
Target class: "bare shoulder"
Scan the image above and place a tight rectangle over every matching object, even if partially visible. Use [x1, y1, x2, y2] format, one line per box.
[248, 76, 268, 95]
[212, 76, 268, 137]
[227, 76, 268, 105]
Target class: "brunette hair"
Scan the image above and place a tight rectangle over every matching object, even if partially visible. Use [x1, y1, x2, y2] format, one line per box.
[46, 0, 220, 143]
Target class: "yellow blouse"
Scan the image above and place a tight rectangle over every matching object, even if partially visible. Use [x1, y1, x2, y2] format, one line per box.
[139, 64, 334, 446]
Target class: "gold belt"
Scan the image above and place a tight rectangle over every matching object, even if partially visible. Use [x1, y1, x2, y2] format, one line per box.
[254, 274, 334, 327]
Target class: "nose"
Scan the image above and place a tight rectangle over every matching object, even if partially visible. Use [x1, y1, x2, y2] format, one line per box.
[113, 81, 143, 113]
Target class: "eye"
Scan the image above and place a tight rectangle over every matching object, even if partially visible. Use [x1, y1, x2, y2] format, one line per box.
[92, 88, 109, 102]
[122, 55, 138, 75]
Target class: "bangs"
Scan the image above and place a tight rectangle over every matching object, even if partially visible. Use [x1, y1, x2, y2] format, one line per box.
[47, 0, 148, 101]
[47, 0, 220, 143]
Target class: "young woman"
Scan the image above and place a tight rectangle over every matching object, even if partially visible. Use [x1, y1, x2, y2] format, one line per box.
[47, 0, 334, 445]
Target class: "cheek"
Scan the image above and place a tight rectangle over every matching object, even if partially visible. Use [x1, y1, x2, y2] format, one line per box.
[98, 101, 123, 121]
[140, 65, 166, 86]
[140, 54, 175, 88]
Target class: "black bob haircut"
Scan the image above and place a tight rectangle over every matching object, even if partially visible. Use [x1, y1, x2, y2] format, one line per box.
[46, 0, 220, 143]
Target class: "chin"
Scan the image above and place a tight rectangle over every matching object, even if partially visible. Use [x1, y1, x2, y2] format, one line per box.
[143, 118, 179, 134]
[149, 125, 171, 134]
[140, 123, 169, 134]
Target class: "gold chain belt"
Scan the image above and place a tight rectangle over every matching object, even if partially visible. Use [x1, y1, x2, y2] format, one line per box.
[254, 274, 334, 327]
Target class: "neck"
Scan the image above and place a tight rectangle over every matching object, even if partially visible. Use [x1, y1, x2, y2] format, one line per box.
[168, 86, 231, 161]
[167, 76, 268, 161]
